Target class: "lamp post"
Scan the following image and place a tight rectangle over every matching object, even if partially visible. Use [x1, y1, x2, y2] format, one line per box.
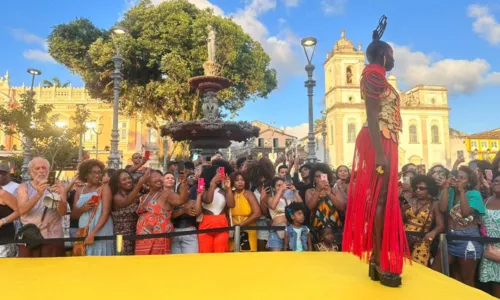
[301, 37, 317, 164]
[107, 25, 127, 170]
[162, 136, 168, 174]
[321, 110, 328, 164]
[76, 104, 86, 163]
[92, 119, 104, 160]
[21, 68, 42, 182]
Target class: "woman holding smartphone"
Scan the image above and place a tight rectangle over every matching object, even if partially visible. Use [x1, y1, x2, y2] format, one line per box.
[306, 163, 346, 230]
[198, 160, 234, 253]
[72, 159, 115, 256]
[434, 166, 486, 287]
[266, 176, 302, 251]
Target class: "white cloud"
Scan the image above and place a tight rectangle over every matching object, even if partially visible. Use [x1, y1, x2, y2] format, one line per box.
[468, 4, 500, 45]
[23, 49, 56, 63]
[282, 123, 308, 139]
[282, 0, 300, 7]
[391, 43, 500, 94]
[321, 0, 348, 15]
[10, 28, 47, 48]
[231, 0, 303, 83]
[10, 28, 54, 63]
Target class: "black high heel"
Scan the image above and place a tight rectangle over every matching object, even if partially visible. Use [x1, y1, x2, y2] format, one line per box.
[375, 267, 401, 287]
[369, 262, 379, 281]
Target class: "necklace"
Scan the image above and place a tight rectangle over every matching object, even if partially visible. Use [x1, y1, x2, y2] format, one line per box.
[415, 199, 430, 214]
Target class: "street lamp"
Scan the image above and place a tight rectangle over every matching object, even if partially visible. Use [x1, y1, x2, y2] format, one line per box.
[21, 68, 42, 182]
[301, 37, 317, 164]
[76, 104, 86, 163]
[92, 119, 104, 159]
[321, 110, 328, 164]
[162, 136, 168, 174]
[107, 25, 128, 169]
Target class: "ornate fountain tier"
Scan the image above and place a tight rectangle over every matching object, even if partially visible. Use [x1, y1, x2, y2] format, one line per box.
[161, 119, 259, 150]
[160, 26, 261, 157]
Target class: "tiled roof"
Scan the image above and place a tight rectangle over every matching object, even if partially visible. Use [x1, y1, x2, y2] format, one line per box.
[469, 128, 500, 139]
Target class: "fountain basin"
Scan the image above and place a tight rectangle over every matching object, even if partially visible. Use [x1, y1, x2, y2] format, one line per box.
[161, 119, 260, 150]
[189, 75, 230, 93]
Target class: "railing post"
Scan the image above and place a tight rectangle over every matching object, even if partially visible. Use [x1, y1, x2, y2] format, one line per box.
[116, 234, 123, 255]
[439, 233, 450, 276]
[234, 225, 241, 252]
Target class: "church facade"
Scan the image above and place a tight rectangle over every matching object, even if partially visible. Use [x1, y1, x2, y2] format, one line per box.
[323, 30, 452, 168]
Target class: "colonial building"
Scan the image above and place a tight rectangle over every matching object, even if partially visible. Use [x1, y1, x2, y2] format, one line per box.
[323, 30, 452, 168]
[466, 128, 500, 161]
[0, 72, 165, 169]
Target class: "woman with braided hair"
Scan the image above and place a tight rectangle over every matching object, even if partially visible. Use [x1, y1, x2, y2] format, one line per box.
[342, 15, 409, 287]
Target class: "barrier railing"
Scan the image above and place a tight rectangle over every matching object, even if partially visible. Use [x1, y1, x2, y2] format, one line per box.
[1, 226, 498, 277]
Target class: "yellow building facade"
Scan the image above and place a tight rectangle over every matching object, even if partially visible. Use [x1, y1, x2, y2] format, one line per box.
[323, 30, 452, 168]
[0, 72, 164, 170]
[466, 128, 500, 161]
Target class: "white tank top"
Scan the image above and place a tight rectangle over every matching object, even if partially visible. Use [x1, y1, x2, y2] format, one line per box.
[202, 187, 226, 215]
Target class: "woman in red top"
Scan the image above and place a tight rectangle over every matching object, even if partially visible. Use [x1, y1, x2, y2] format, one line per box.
[342, 16, 409, 287]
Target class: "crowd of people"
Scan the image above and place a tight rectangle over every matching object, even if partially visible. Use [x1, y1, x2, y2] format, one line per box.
[0, 151, 499, 296]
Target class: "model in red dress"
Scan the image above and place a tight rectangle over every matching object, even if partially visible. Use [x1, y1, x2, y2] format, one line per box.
[342, 15, 410, 287]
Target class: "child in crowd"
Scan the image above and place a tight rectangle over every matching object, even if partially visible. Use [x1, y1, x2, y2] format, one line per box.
[314, 224, 339, 252]
[284, 202, 312, 252]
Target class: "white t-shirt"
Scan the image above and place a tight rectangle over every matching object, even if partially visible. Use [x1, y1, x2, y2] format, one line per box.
[293, 226, 309, 252]
[2, 181, 19, 196]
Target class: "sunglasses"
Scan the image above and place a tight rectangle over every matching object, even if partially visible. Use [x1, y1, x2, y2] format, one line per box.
[415, 186, 428, 191]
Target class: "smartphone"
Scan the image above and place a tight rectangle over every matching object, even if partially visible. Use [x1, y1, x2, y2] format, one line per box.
[470, 162, 478, 170]
[321, 173, 328, 182]
[457, 150, 464, 158]
[451, 170, 459, 179]
[485, 169, 493, 181]
[47, 171, 56, 186]
[197, 178, 205, 193]
[402, 176, 411, 185]
[417, 164, 426, 175]
[88, 195, 99, 205]
[144, 150, 150, 160]
[285, 173, 293, 184]
[178, 161, 185, 173]
[219, 167, 225, 181]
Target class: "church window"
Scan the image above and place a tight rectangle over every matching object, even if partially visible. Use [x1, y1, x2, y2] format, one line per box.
[481, 141, 488, 150]
[409, 124, 418, 144]
[471, 140, 478, 150]
[84, 121, 97, 142]
[346, 66, 353, 84]
[492, 141, 498, 149]
[347, 123, 356, 143]
[431, 125, 440, 144]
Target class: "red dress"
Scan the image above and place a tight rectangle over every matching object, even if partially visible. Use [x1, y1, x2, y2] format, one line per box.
[135, 191, 173, 255]
[342, 64, 409, 274]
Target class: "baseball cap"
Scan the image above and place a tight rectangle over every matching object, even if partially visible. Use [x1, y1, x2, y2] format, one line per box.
[0, 163, 10, 173]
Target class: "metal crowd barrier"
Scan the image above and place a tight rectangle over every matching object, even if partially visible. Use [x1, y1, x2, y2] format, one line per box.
[1, 226, 498, 277]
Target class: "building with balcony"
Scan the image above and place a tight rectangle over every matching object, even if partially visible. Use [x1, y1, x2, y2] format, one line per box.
[466, 128, 500, 161]
[0, 71, 167, 170]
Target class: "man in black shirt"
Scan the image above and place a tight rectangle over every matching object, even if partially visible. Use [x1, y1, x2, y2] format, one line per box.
[171, 172, 199, 254]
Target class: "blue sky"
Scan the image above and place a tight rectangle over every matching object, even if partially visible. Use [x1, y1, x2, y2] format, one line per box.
[1, 0, 499, 137]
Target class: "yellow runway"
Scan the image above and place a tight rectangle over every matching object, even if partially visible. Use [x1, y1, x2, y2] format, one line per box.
[1, 252, 493, 299]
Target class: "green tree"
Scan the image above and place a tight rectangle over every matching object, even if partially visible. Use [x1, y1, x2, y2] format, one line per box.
[42, 77, 71, 88]
[0, 92, 88, 176]
[47, 0, 277, 158]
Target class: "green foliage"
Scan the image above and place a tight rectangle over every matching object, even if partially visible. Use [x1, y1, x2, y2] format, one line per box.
[47, 0, 277, 130]
[42, 77, 71, 88]
[0, 92, 88, 172]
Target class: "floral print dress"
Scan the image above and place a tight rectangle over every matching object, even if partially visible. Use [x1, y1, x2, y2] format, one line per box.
[135, 191, 173, 255]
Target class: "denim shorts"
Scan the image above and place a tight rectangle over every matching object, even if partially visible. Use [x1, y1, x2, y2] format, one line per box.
[256, 219, 269, 241]
[266, 230, 284, 250]
[447, 227, 483, 260]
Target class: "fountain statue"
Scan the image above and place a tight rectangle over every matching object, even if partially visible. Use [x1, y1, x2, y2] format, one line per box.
[161, 25, 260, 159]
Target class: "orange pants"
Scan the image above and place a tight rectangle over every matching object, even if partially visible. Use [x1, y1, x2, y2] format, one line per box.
[198, 214, 229, 253]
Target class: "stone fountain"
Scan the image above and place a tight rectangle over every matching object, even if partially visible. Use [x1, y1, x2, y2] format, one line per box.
[161, 26, 260, 159]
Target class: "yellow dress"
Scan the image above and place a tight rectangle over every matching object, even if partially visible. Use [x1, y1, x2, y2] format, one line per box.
[229, 191, 257, 252]
[404, 202, 433, 266]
